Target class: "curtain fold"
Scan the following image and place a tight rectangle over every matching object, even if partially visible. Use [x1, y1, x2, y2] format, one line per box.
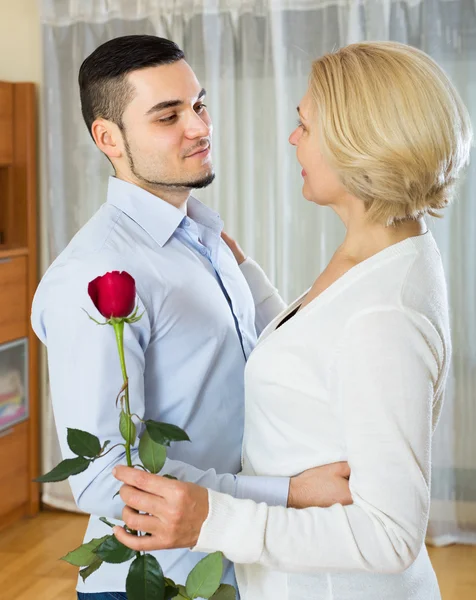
[39, 0, 476, 544]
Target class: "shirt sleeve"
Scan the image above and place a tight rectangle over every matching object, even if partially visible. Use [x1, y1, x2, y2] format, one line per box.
[193, 309, 441, 573]
[31, 255, 289, 521]
[239, 258, 287, 335]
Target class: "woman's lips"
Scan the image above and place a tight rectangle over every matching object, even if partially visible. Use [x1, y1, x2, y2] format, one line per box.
[301, 169, 307, 177]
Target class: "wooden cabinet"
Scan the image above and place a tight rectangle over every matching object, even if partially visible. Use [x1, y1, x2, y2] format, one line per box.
[0, 82, 39, 531]
[0, 256, 28, 343]
[0, 422, 29, 517]
[0, 83, 13, 165]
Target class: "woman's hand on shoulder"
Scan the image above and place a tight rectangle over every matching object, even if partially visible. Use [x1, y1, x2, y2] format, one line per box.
[221, 231, 247, 265]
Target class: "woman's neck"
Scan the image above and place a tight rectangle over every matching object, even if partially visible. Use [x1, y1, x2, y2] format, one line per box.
[334, 202, 427, 263]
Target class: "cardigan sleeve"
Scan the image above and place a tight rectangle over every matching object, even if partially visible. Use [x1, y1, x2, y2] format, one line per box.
[239, 258, 287, 335]
[193, 309, 441, 574]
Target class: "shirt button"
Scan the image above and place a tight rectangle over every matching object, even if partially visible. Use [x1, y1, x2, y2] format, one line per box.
[200, 247, 208, 256]
[184, 219, 190, 227]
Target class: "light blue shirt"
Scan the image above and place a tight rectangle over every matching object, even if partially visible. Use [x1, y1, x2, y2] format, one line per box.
[31, 177, 290, 594]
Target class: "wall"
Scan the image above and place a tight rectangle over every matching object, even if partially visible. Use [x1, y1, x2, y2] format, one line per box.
[0, 0, 41, 83]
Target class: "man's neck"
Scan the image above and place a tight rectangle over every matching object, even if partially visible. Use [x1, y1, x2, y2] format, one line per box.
[115, 174, 191, 214]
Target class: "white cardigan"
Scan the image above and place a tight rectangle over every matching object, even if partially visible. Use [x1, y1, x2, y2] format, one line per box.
[194, 232, 447, 600]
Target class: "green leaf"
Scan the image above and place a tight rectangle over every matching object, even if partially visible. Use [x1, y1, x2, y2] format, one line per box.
[67, 428, 102, 458]
[163, 474, 178, 480]
[211, 584, 236, 600]
[126, 553, 166, 600]
[139, 430, 167, 474]
[34, 457, 90, 482]
[94, 535, 136, 564]
[186, 552, 223, 599]
[99, 516, 115, 528]
[165, 581, 180, 600]
[102, 440, 111, 452]
[120, 410, 137, 446]
[145, 421, 190, 446]
[61, 535, 110, 566]
[112, 490, 120, 500]
[79, 556, 104, 582]
[171, 584, 189, 599]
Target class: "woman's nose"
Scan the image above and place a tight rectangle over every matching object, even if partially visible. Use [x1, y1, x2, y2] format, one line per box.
[289, 128, 299, 146]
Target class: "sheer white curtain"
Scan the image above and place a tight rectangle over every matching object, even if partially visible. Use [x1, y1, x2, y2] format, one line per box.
[39, 0, 476, 544]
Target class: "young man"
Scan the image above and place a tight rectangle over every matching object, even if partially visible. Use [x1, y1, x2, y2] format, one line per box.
[32, 35, 350, 599]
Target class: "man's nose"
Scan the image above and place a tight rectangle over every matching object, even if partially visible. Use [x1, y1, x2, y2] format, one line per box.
[185, 112, 211, 138]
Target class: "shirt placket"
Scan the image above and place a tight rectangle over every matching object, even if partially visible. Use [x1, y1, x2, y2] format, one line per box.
[178, 218, 248, 358]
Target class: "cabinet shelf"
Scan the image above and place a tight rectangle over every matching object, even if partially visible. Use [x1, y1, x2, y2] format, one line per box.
[0, 247, 28, 259]
[0, 338, 28, 432]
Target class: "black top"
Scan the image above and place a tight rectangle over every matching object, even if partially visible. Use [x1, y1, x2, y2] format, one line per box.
[276, 305, 301, 329]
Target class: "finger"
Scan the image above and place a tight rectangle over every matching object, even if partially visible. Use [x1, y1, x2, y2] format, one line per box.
[119, 484, 163, 515]
[325, 461, 350, 478]
[336, 461, 351, 479]
[113, 466, 175, 497]
[335, 480, 353, 506]
[121, 505, 160, 532]
[113, 526, 167, 552]
[221, 231, 235, 248]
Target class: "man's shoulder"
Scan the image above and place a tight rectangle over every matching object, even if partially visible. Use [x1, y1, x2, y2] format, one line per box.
[64, 203, 128, 257]
[48, 203, 136, 268]
[35, 205, 145, 301]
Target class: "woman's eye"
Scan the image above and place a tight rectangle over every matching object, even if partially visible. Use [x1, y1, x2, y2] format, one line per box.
[159, 115, 177, 123]
[297, 119, 306, 130]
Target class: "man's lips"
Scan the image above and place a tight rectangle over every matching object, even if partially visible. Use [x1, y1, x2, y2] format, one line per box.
[186, 145, 210, 158]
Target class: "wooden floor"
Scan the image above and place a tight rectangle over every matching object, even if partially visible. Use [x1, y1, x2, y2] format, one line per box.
[0, 511, 475, 599]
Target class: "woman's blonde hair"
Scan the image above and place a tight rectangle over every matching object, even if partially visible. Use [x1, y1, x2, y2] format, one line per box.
[309, 41, 473, 224]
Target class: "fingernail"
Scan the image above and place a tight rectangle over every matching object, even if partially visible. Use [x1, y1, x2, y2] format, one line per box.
[112, 468, 117, 477]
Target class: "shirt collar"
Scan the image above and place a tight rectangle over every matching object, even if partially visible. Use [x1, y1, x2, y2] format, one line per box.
[186, 196, 223, 235]
[106, 176, 222, 247]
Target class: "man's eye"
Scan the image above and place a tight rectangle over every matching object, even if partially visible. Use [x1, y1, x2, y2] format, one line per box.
[159, 115, 177, 123]
[195, 103, 207, 113]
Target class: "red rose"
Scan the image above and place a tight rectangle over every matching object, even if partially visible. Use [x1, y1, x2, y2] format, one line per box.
[88, 271, 136, 319]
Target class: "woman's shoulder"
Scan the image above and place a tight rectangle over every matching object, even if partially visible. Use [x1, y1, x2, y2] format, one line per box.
[399, 234, 449, 325]
[345, 232, 447, 320]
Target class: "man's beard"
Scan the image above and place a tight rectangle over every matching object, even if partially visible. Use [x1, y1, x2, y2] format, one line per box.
[123, 134, 215, 190]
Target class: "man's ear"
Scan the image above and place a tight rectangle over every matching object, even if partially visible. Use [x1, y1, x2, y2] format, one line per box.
[91, 118, 123, 160]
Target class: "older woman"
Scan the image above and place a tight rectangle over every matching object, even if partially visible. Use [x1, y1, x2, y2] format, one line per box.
[114, 41, 473, 599]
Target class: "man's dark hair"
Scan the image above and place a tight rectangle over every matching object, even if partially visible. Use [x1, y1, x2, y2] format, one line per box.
[79, 35, 185, 135]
